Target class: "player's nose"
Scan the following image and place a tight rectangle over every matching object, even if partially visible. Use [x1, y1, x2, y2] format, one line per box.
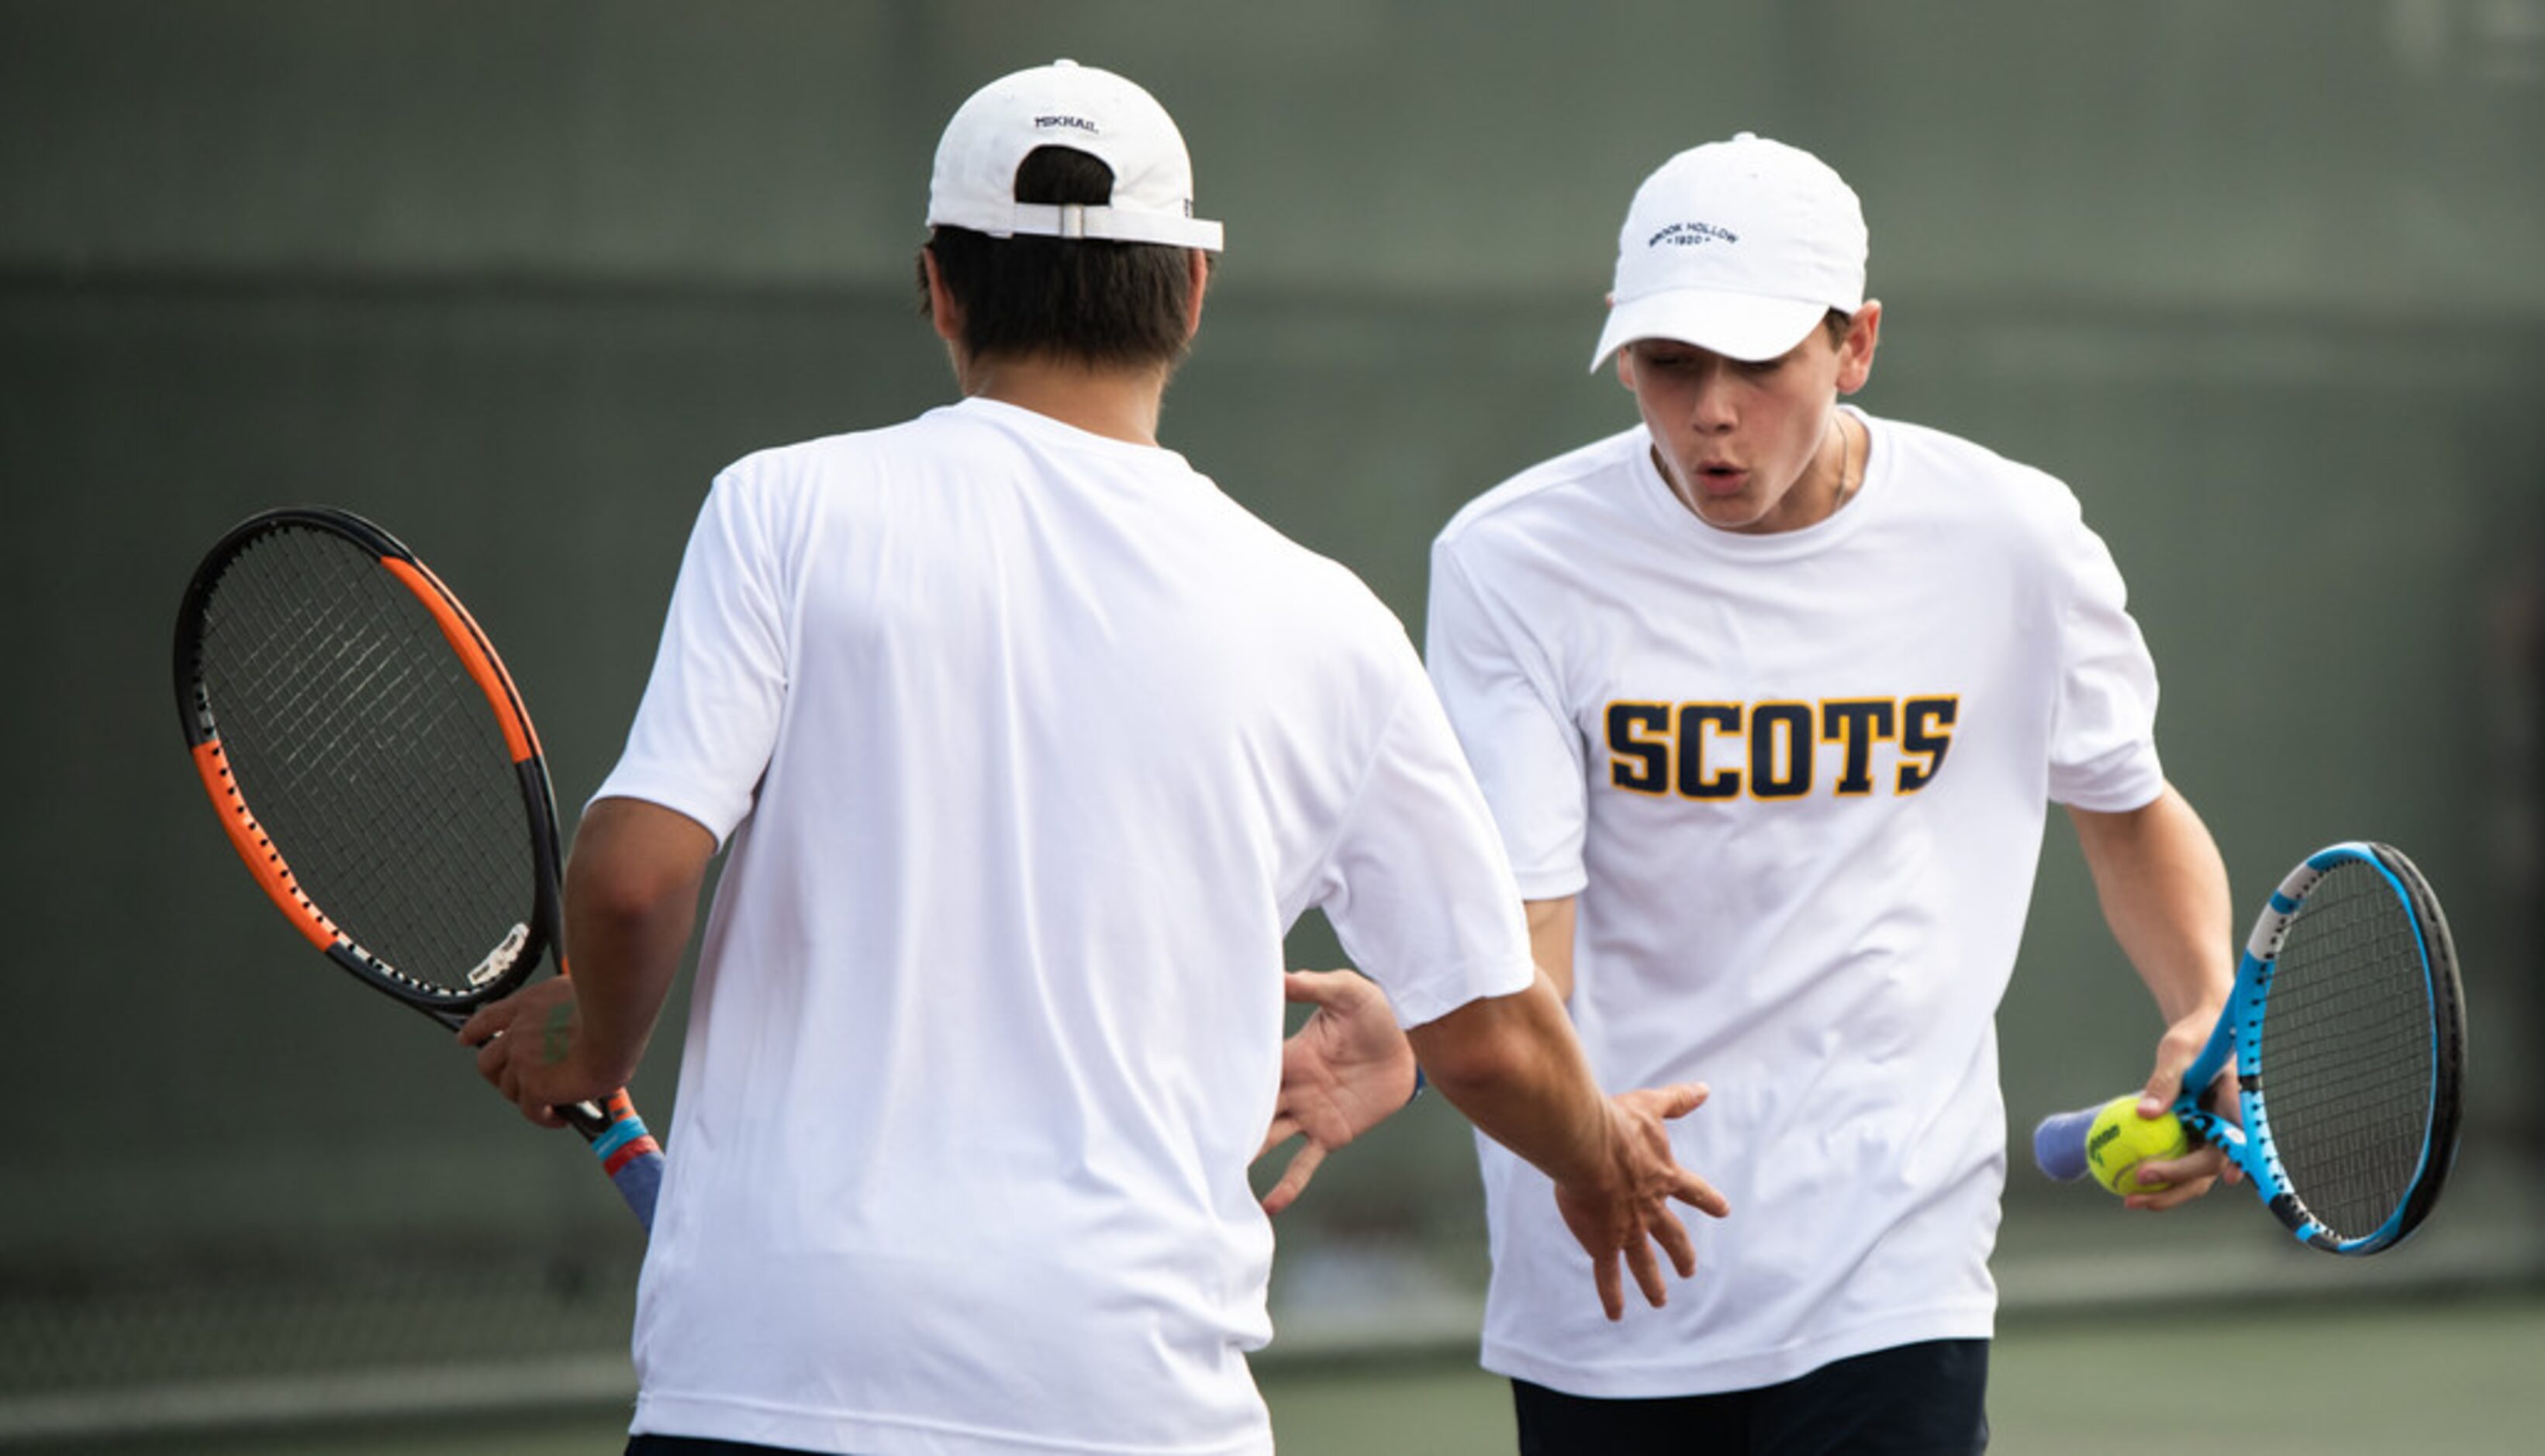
[1690, 367, 1739, 430]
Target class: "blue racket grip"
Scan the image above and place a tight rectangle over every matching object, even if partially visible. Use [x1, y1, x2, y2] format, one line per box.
[601, 1143, 663, 1232]
[2032, 1103, 2102, 1182]
[568, 1091, 663, 1233]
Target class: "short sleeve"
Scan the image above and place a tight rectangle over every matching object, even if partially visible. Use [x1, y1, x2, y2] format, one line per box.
[591, 469, 793, 844]
[1308, 661, 1538, 1030]
[1424, 540, 1590, 900]
[2045, 509, 2166, 812]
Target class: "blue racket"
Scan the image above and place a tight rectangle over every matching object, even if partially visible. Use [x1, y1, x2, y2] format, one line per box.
[2034, 841, 2465, 1255]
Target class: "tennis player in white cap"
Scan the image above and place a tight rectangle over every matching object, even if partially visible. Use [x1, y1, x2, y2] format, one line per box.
[463, 60, 1723, 1456]
[1414, 133, 2240, 1450]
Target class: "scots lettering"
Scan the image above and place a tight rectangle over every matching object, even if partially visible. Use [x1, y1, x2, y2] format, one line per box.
[1822, 699, 1897, 796]
[1673, 703, 1741, 799]
[1609, 703, 1672, 795]
[1898, 697, 1958, 792]
[1606, 694, 1961, 802]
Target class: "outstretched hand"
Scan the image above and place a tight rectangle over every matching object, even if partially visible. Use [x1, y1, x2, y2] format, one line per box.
[1552, 1083, 1731, 1321]
[1255, 969, 1417, 1215]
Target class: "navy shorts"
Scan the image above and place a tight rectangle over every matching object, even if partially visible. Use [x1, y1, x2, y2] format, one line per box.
[1511, 1337, 1990, 1454]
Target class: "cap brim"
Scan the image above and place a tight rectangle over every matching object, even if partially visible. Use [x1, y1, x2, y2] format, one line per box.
[1588, 290, 1828, 372]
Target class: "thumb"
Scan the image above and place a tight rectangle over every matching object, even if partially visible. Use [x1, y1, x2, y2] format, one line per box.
[456, 999, 508, 1048]
[1624, 1082, 1711, 1121]
[1282, 969, 1354, 1009]
[2138, 1064, 2181, 1120]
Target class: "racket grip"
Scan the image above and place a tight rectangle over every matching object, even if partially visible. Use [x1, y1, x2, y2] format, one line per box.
[2032, 1103, 2102, 1182]
[565, 1089, 664, 1232]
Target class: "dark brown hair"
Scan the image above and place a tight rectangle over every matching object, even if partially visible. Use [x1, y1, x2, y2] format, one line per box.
[919, 147, 1203, 371]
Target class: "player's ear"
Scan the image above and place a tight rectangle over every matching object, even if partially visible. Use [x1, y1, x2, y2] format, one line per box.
[1182, 248, 1210, 342]
[1603, 295, 1637, 392]
[920, 247, 963, 344]
[920, 246, 974, 385]
[1836, 300, 1882, 395]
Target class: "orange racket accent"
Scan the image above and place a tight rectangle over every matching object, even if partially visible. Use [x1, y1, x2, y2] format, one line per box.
[602, 1138, 663, 1177]
[596, 1087, 664, 1174]
[379, 557, 537, 764]
[191, 737, 340, 951]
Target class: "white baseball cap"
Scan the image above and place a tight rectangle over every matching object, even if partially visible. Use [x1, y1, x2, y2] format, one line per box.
[1588, 133, 1866, 371]
[927, 60, 1224, 251]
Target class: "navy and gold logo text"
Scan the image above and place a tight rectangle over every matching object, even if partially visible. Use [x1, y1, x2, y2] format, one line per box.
[1604, 696, 1960, 800]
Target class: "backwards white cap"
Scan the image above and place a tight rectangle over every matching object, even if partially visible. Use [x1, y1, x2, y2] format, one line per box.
[1589, 133, 1866, 371]
[927, 60, 1224, 251]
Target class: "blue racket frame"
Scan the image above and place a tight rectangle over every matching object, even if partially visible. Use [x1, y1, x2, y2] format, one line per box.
[2035, 840, 2464, 1256]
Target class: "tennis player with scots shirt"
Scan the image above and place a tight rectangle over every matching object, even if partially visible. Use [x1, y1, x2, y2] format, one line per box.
[460, 61, 1722, 1456]
[1412, 135, 2245, 1449]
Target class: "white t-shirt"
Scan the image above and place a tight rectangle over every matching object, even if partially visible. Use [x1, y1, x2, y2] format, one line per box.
[1427, 408, 2164, 1397]
[599, 396, 1535, 1455]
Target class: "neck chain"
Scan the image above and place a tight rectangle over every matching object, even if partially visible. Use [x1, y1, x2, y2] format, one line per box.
[1829, 413, 1861, 516]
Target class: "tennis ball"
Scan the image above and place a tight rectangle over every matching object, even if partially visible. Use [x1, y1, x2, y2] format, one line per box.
[2084, 1095, 2189, 1196]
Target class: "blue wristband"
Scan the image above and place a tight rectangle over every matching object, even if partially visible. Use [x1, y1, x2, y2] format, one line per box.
[1407, 1066, 1427, 1105]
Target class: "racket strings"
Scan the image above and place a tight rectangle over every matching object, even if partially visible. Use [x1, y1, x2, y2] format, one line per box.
[2256, 862, 2436, 1243]
[197, 528, 537, 995]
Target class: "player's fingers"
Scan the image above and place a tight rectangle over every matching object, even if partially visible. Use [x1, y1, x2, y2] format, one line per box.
[456, 999, 509, 1047]
[2123, 1174, 2217, 1212]
[2132, 1144, 2231, 1199]
[1671, 1170, 1732, 1220]
[1280, 968, 1357, 1008]
[1593, 1250, 1625, 1323]
[2136, 1065, 2179, 1120]
[1257, 1113, 1300, 1161]
[490, 1058, 555, 1129]
[1259, 1144, 1326, 1216]
[2131, 1154, 2199, 1187]
[1625, 1233, 1670, 1310]
[513, 1076, 568, 1129]
[2139, 1026, 2208, 1116]
[1648, 1202, 1699, 1277]
[1621, 1082, 1711, 1122]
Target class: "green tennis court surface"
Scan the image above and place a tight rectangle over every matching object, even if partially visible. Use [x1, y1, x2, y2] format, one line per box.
[40, 1292, 2545, 1455]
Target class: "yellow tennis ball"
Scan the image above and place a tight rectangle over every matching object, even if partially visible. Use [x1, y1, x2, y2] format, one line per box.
[2084, 1095, 2189, 1196]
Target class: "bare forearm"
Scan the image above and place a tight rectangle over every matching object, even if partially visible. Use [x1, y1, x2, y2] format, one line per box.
[1406, 971, 1614, 1190]
[1409, 969, 1726, 1317]
[561, 797, 715, 1083]
[2069, 784, 2234, 1023]
[1525, 897, 1577, 1002]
